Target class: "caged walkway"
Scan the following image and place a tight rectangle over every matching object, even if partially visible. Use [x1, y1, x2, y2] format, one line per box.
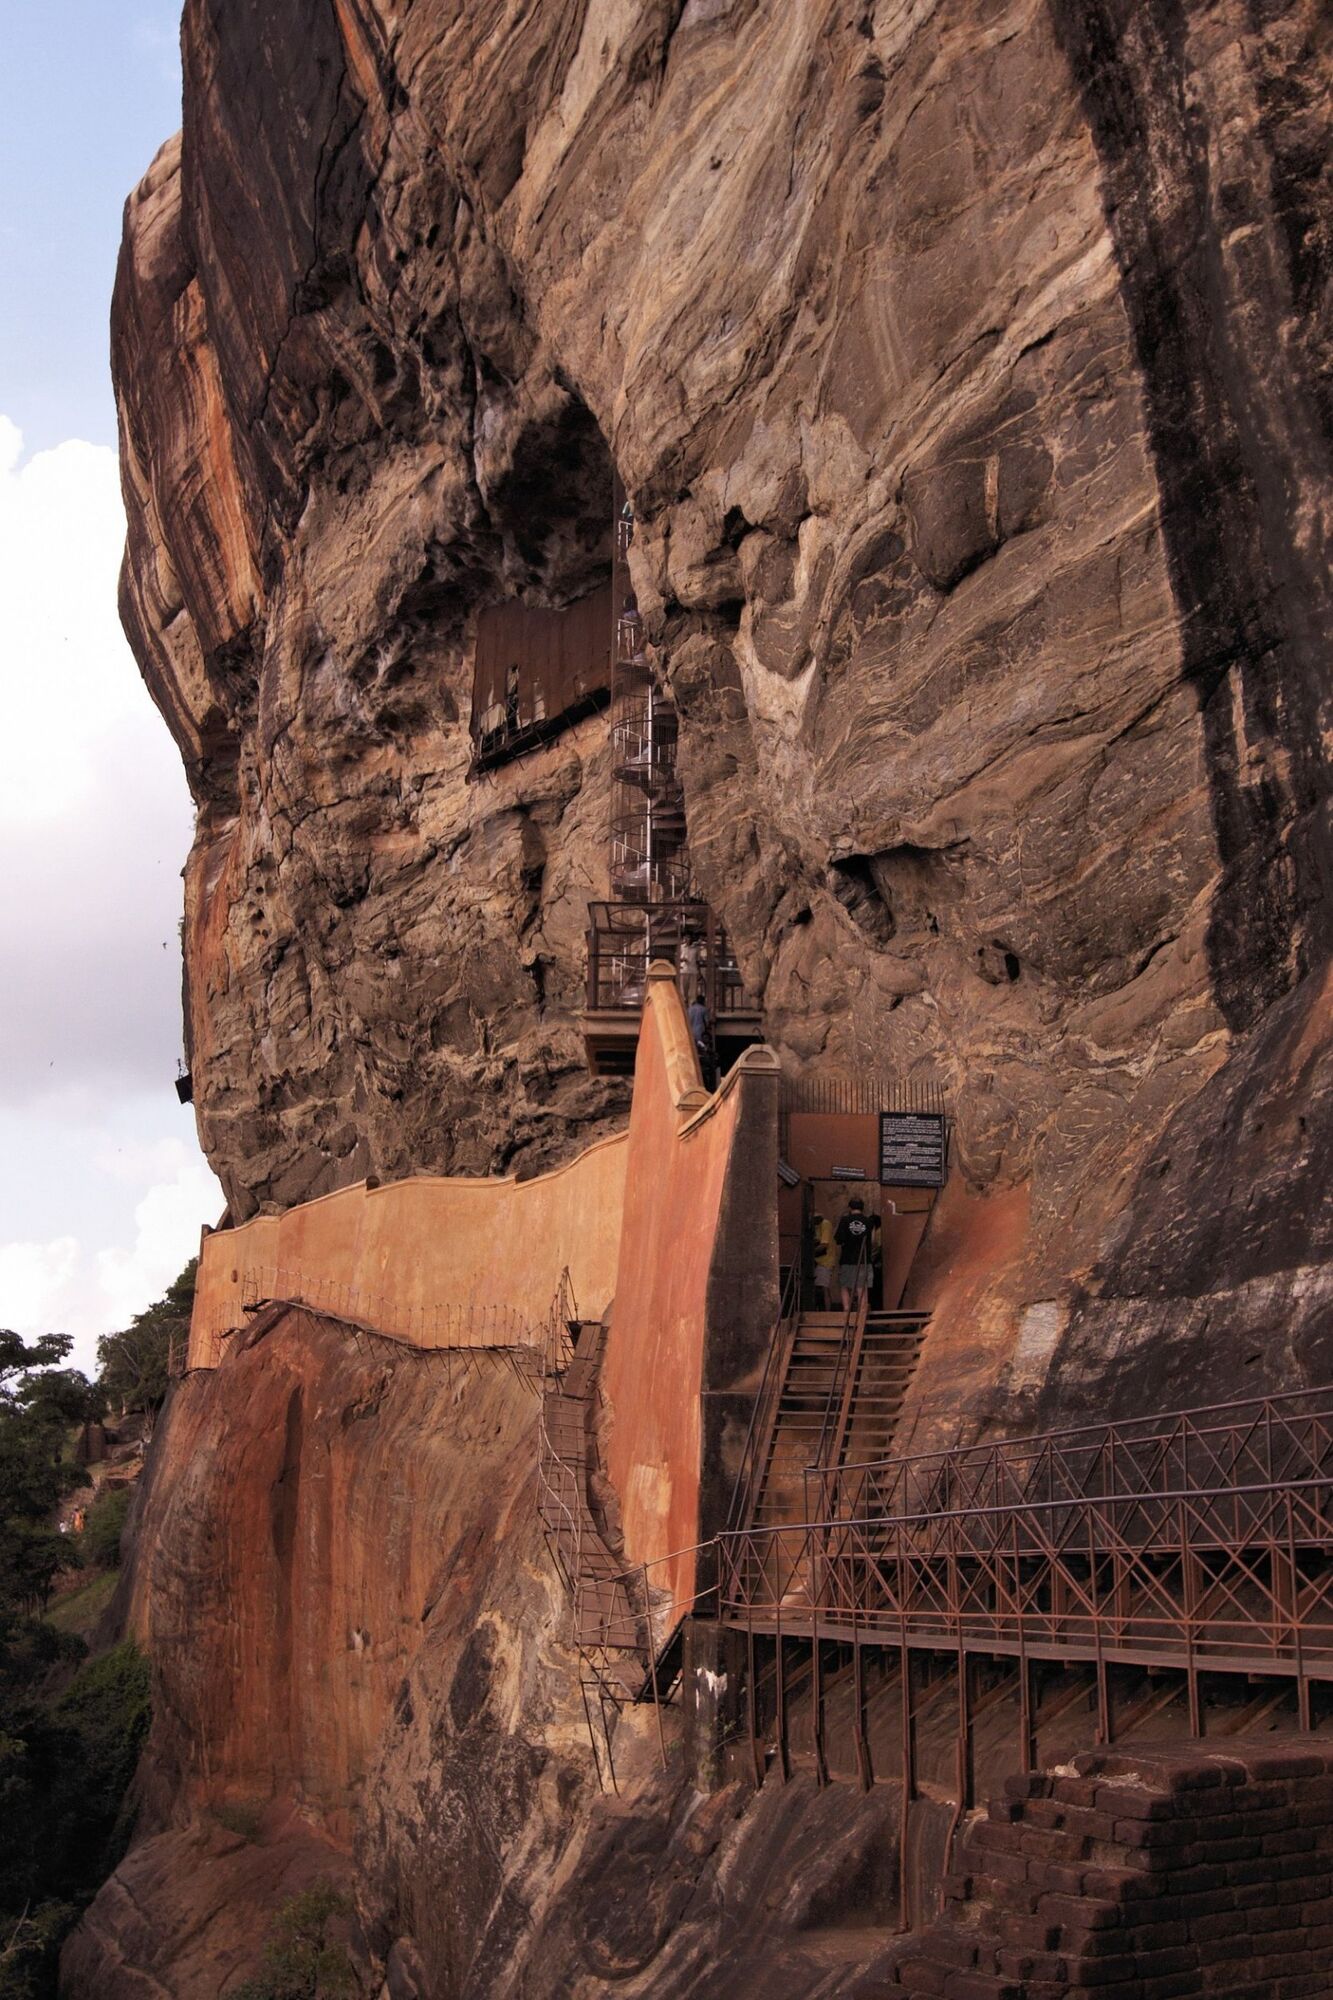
[535, 1280, 680, 1789]
[717, 1385, 1333, 1782]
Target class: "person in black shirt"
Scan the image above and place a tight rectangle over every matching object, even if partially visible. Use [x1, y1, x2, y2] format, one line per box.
[835, 1197, 875, 1311]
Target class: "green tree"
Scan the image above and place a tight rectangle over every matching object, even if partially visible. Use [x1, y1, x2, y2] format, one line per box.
[19, 1367, 105, 1430]
[96, 1260, 196, 1419]
[0, 1333, 145, 2000]
[0, 1333, 83, 1623]
[81, 1486, 132, 1570]
[230, 1883, 357, 2000]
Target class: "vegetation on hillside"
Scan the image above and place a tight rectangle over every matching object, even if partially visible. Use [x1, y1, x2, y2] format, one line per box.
[0, 1260, 196, 1998]
[230, 1884, 359, 2000]
[97, 1259, 196, 1422]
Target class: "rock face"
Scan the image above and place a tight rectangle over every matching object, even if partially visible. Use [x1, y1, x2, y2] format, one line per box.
[94, 0, 1333, 1990]
[68, 1311, 918, 1998]
[113, 0, 1330, 1394]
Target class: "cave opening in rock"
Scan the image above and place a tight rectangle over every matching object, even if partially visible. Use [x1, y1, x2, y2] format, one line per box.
[468, 391, 616, 772]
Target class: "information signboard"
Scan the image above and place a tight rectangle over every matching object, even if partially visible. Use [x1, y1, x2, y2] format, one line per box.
[879, 1111, 946, 1188]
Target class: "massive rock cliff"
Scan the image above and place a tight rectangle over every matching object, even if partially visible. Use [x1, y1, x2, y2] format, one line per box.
[66, 1313, 917, 1998]
[114, 0, 1331, 1405]
[87, 0, 1333, 1991]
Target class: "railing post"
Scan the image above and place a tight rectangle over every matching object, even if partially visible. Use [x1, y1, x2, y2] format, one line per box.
[1180, 1496, 1201, 1739]
[812, 1528, 827, 1787]
[897, 1633, 915, 1936]
[1286, 1492, 1312, 1731]
[775, 1592, 789, 1783]
[853, 1623, 870, 1791]
[1090, 1505, 1110, 1745]
[645, 1565, 667, 1769]
[746, 1606, 762, 1790]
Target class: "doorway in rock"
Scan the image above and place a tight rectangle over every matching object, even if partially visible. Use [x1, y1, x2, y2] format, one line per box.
[464, 387, 615, 775]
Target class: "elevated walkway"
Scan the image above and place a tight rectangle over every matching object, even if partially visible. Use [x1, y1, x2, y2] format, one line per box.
[718, 1384, 1333, 1757]
[580, 899, 761, 1077]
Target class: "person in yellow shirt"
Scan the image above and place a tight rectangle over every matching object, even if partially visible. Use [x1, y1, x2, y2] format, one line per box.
[811, 1212, 836, 1307]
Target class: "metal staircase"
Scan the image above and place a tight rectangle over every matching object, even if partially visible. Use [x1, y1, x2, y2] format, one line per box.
[536, 1289, 681, 1787]
[735, 1296, 932, 1534]
[838, 1311, 932, 1469]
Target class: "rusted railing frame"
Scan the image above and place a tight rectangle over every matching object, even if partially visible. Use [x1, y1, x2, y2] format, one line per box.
[717, 1476, 1333, 1688]
[813, 1267, 871, 1475]
[816, 1385, 1333, 1531]
[584, 899, 753, 1018]
[197, 1266, 548, 1360]
[727, 1254, 804, 1531]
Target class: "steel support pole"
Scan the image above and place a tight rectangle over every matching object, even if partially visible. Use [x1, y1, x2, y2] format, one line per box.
[1287, 1493, 1312, 1731]
[1180, 1497, 1202, 1739]
[813, 1533, 828, 1787]
[775, 1598, 789, 1783]
[645, 1566, 667, 1770]
[897, 1637, 915, 1937]
[747, 1612, 762, 1790]
[853, 1635, 871, 1792]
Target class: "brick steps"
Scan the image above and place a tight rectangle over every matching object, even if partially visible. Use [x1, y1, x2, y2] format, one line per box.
[871, 1741, 1333, 2000]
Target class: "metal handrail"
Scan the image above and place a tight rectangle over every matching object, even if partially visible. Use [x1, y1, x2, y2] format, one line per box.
[812, 1241, 873, 1473]
[834, 1381, 1333, 1478]
[816, 1388, 1333, 1540]
[727, 1253, 803, 1531]
[724, 1473, 1333, 1538]
[585, 900, 754, 1018]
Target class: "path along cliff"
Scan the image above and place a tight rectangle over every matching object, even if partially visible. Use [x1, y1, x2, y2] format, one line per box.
[68, 0, 1333, 1991]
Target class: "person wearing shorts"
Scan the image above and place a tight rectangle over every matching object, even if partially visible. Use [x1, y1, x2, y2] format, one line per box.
[811, 1213, 835, 1306]
[835, 1197, 874, 1311]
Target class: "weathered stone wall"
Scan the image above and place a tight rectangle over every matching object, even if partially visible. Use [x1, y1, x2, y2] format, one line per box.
[881, 1740, 1333, 1999]
[602, 971, 780, 1619]
[187, 1126, 627, 1364]
[113, 0, 1331, 1423]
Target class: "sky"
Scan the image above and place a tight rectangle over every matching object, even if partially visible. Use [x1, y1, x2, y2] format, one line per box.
[0, 3, 223, 1375]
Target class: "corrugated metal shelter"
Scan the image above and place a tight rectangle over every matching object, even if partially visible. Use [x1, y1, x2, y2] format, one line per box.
[471, 582, 613, 767]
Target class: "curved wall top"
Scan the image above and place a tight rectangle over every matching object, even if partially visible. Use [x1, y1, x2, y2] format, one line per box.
[188, 1129, 628, 1368]
[602, 965, 780, 1629]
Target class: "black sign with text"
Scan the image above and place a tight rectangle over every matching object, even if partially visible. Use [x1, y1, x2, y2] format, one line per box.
[879, 1111, 946, 1187]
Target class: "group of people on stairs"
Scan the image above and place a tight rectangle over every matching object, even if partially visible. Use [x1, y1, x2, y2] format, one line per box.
[811, 1196, 889, 1311]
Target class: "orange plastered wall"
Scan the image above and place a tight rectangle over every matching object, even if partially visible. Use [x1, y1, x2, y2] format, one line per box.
[187, 1130, 629, 1368]
[600, 974, 740, 1627]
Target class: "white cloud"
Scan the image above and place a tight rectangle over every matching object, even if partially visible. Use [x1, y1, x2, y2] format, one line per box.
[0, 417, 140, 828]
[0, 1145, 219, 1376]
[0, 1237, 81, 1336]
[0, 417, 220, 1378]
[96, 1144, 218, 1330]
[0, 419, 194, 1102]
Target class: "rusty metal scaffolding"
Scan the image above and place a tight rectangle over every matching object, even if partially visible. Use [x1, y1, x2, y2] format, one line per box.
[719, 1385, 1333, 1742]
[810, 1386, 1333, 1527]
[535, 1274, 670, 1788]
[584, 899, 750, 1018]
[608, 490, 691, 904]
[710, 1385, 1333, 1925]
